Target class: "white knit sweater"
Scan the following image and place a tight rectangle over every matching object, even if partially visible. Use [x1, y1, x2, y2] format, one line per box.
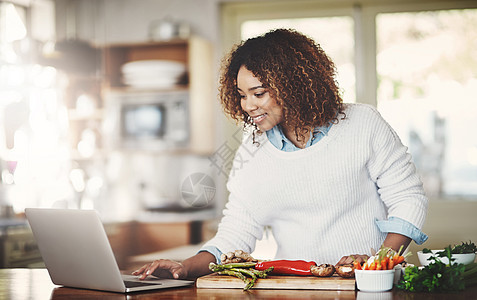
[203, 103, 428, 264]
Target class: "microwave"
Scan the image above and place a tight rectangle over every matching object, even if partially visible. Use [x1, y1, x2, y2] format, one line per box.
[104, 90, 189, 151]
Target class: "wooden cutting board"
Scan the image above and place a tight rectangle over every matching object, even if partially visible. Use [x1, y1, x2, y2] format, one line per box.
[196, 273, 356, 290]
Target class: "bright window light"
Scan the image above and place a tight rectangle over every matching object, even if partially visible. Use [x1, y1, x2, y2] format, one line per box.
[1, 3, 27, 42]
[376, 9, 477, 199]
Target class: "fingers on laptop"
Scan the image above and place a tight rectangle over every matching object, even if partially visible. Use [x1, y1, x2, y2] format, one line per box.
[132, 260, 184, 280]
[131, 264, 148, 278]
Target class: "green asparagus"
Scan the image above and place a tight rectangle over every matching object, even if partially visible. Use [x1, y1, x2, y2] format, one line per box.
[209, 262, 274, 291]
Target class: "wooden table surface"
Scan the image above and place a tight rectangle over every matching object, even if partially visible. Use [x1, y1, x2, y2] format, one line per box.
[1, 268, 477, 300]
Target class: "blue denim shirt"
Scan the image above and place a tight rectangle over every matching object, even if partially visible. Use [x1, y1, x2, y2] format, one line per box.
[201, 123, 428, 263]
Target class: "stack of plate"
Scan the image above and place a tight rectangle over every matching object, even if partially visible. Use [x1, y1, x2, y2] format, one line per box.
[121, 60, 186, 88]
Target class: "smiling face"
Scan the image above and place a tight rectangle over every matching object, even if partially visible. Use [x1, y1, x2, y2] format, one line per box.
[237, 66, 283, 132]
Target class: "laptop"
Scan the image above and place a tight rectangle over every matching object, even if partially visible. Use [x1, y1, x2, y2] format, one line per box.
[25, 208, 194, 293]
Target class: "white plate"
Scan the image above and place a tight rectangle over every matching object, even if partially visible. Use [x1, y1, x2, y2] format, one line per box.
[121, 60, 186, 73]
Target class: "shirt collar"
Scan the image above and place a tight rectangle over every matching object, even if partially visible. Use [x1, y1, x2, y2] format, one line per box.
[314, 123, 332, 136]
[266, 125, 286, 150]
[266, 122, 333, 151]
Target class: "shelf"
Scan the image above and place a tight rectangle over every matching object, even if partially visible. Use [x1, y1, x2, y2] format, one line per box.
[102, 85, 189, 94]
[136, 209, 217, 223]
[102, 39, 190, 88]
[100, 38, 189, 48]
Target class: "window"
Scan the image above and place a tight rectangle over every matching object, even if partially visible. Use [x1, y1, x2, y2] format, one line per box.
[0, 2, 26, 43]
[376, 9, 477, 199]
[0, 1, 71, 213]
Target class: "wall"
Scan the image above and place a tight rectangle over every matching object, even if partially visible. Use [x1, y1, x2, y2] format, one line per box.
[407, 201, 477, 265]
[55, 0, 220, 44]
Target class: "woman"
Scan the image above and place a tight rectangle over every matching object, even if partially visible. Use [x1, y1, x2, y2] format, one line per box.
[133, 28, 428, 280]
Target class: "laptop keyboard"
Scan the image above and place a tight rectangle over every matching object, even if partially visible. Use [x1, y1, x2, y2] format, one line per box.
[124, 281, 163, 288]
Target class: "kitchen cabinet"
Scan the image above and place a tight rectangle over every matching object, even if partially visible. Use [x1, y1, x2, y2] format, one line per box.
[105, 221, 205, 271]
[60, 36, 218, 217]
[64, 36, 215, 164]
[130, 221, 203, 256]
[103, 222, 133, 270]
[101, 36, 215, 155]
[0, 220, 43, 268]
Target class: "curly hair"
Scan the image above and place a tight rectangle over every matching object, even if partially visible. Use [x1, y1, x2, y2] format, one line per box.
[219, 28, 345, 142]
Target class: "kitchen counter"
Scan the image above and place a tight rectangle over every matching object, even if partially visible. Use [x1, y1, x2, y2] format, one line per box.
[2, 268, 477, 299]
[0, 219, 43, 268]
[0, 218, 27, 229]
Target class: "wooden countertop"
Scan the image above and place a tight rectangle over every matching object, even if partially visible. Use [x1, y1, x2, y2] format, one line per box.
[2, 268, 477, 299]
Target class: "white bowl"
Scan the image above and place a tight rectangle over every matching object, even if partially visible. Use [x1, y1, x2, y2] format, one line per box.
[393, 264, 403, 284]
[355, 269, 395, 292]
[417, 250, 476, 266]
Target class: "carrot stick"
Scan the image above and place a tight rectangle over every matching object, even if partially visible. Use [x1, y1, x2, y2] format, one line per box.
[381, 257, 389, 270]
[376, 261, 382, 270]
[388, 258, 395, 270]
[395, 255, 405, 264]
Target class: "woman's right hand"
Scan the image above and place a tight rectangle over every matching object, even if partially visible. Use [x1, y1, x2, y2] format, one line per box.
[336, 254, 369, 266]
[132, 259, 188, 280]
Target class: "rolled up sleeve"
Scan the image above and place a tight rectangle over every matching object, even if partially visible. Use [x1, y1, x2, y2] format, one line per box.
[376, 216, 428, 245]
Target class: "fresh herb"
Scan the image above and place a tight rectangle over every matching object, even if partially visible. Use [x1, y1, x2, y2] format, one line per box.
[465, 263, 477, 288]
[397, 245, 477, 292]
[451, 241, 477, 254]
[423, 240, 477, 255]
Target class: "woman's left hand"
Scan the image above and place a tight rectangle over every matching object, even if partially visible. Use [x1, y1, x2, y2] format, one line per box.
[336, 254, 369, 265]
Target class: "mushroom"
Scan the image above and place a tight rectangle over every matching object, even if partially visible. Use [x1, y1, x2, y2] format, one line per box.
[334, 264, 355, 278]
[310, 264, 336, 277]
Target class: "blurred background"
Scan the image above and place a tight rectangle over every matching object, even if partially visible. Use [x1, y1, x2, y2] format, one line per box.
[0, 0, 476, 269]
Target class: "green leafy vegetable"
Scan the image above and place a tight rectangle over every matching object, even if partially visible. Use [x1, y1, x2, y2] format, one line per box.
[423, 240, 477, 255]
[451, 241, 477, 254]
[397, 245, 477, 292]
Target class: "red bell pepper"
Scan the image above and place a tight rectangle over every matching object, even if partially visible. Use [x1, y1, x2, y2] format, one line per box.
[255, 260, 316, 276]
